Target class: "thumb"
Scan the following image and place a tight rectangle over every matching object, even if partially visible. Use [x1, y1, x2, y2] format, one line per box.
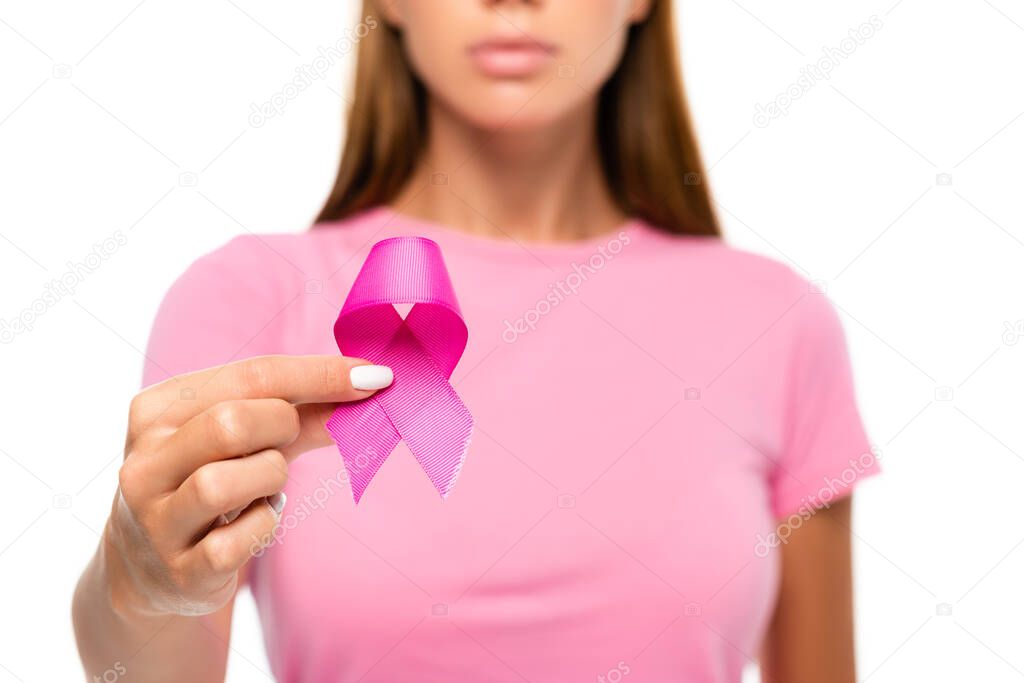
[281, 364, 393, 460]
[281, 402, 343, 461]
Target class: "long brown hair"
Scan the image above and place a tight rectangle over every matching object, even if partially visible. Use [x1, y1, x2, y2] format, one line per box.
[315, 0, 720, 237]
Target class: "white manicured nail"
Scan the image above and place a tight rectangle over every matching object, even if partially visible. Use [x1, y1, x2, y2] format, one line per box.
[350, 365, 394, 391]
[268, 492, 286, 515]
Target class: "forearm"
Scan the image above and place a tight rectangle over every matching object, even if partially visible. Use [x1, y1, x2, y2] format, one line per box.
[760, 497, 856, 683]
[72, 533, 230, 683]
[72, 355, 362, 681]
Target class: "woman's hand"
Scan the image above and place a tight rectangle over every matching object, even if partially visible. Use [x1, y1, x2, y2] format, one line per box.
[104, 354, 391, 620]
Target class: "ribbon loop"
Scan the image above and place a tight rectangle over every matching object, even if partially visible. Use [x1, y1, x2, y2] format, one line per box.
[325, 237, 474, 502]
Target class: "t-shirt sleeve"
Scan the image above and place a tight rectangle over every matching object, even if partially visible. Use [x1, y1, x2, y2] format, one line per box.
[769, 284, 880, 520]
[142, 235, 287, 389]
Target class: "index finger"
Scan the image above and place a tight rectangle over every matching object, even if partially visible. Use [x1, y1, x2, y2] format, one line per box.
[139, 355, 386, 426]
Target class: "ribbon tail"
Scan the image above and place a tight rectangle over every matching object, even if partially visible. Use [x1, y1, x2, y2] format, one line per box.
[326, 400, 400, 503]
[401, 387, 474, 500]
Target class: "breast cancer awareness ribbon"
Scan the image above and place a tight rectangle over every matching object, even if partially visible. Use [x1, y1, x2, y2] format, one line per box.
[325, 237, 474, 503]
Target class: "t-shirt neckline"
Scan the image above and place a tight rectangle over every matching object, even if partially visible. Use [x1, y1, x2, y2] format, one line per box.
[351, 205, 648, 258]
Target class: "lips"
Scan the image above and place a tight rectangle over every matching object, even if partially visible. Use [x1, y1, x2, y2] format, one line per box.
[467, 38, 558, 78]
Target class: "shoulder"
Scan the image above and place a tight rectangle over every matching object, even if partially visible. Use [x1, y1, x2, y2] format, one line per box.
[632, 221, 816, 301]
[631, 221, 844, 350]
[151, 212, 380, 345]
[144, 219, 371, 384]
[184, 210, 381, 292]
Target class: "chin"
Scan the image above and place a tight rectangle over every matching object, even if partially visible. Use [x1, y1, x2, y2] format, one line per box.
[445, 84, 587, 133]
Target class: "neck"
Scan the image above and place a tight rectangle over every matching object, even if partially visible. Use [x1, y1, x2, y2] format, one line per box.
[389, 98, 627, 243]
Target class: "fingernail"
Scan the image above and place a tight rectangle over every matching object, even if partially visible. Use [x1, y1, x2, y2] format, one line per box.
[268, 492, 286, 515]
[350, 364, 393, 391]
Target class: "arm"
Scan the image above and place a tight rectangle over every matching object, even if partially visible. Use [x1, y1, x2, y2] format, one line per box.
[73, 546, 234, 682]
[760, 496, 857, 683]
[72, 355, 389, 682]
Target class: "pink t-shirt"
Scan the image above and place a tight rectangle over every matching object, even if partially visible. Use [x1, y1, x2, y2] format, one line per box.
[143, 206, 879, 682]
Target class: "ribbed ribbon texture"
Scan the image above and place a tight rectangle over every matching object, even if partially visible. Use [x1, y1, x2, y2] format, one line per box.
[325, 237, 474, 503]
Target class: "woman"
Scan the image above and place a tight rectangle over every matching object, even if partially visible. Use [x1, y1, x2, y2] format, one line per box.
[73, 1, 878, 681]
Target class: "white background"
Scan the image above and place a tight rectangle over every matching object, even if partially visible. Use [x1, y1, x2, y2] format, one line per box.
[1, 1, 1023, 681]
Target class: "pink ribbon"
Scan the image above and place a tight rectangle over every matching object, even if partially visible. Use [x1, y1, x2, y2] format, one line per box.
[325, 237, 474, 503]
